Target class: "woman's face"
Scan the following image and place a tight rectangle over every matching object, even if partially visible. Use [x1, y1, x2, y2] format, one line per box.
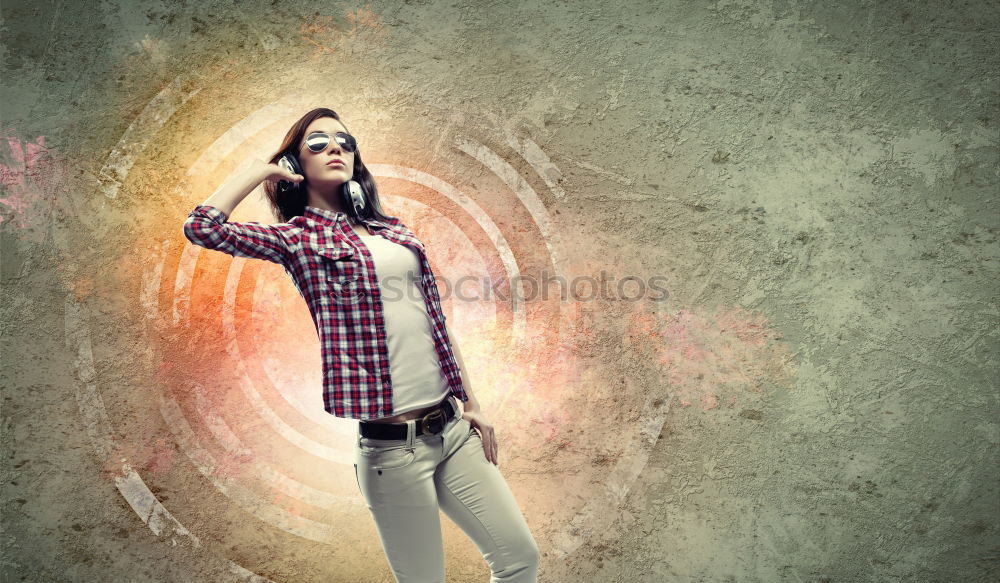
[298, 116, 356, 192]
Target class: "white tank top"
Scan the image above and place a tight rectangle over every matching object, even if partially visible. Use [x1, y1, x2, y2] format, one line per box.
[359, 234, 450, 415]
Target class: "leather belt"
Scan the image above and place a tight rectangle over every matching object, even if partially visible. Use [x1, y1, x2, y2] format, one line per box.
[359, 398, 456, 440]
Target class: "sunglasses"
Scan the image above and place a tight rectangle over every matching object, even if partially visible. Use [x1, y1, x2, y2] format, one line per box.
[302, 131, 358, 154]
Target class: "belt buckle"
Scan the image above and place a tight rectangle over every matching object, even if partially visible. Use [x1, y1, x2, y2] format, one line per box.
[420, 408, 446, 435]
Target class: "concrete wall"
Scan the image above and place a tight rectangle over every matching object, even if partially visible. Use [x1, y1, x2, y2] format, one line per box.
[2, 1, 996, 581]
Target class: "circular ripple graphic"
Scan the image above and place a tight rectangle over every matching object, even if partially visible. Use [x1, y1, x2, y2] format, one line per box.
[75, 78, 672, 580]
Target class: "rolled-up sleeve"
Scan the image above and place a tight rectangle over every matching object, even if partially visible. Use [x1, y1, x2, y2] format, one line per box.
[183, 204, 294, 265]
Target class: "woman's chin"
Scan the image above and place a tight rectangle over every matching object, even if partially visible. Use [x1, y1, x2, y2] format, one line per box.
[311, 175, 349, 189]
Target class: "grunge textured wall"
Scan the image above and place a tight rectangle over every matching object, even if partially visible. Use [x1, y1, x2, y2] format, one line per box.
[2, 1, 997, 581]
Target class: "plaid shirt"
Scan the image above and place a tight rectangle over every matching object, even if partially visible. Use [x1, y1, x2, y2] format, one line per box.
[182, 203, 468, 420]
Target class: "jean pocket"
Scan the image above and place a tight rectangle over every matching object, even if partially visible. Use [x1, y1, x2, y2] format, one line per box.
[359, 445, 416, 470]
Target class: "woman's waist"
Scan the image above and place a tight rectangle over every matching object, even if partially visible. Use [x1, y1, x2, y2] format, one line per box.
[365, 395, 451, 424]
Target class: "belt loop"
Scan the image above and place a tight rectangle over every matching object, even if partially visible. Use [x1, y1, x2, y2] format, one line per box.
[406, 419, 415, 448]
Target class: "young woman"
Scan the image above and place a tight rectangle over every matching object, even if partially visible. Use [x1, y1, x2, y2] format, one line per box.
[183, 108, 539, 582]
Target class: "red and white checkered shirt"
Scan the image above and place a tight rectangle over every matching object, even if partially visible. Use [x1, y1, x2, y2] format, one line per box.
[182, 203, 468, 420]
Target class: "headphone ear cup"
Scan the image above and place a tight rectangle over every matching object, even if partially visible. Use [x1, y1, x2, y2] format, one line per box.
[340, 180, 367, 218]
[276, 154, 304, 193]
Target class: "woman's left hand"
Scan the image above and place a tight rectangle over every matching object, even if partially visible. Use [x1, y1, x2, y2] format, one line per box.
[462, 409, 498, 465]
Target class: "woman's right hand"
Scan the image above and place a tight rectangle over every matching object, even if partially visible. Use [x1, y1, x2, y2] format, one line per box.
[257, 160, 304, 185]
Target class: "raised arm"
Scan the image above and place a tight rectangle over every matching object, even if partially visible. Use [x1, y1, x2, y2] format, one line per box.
[183, 161, 303, 265]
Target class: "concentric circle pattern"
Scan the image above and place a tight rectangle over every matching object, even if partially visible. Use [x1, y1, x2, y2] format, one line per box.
[68, 80, 678, 580]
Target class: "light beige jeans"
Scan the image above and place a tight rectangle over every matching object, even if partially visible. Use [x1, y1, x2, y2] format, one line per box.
[353, 396, 539, 582]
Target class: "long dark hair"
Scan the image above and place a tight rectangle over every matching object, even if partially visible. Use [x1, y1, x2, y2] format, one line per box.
[262, 108, 394, 224]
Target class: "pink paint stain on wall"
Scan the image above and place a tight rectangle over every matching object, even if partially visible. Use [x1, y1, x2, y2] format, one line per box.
[0, 134, 49, 227]
[626, 305, 794, 410]
[0, 130, 79, 250]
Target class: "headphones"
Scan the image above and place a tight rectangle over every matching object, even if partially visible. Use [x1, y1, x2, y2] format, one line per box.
[276, 152, 368, 222]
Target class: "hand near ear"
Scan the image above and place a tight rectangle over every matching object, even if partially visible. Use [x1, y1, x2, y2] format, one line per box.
[260, 160, 303, 184]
